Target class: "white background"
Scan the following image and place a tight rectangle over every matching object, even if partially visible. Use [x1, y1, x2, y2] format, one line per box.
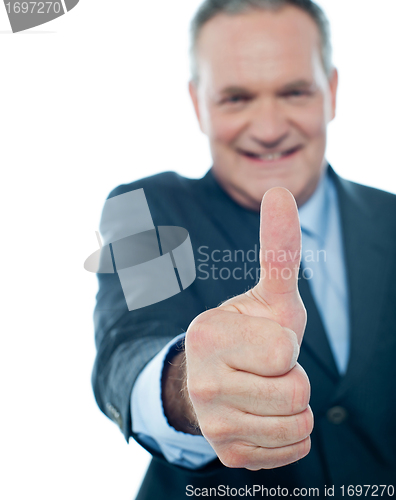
[1, 1, 395, 499]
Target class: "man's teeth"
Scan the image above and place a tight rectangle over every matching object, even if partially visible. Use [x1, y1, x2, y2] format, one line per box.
[257, 152, 287, 160]
[245, 151, 289, 160]
[259, 152, 284, 160]
[244, 148, 298, 160]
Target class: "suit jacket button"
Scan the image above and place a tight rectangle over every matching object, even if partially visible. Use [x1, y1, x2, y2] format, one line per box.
[327, 405, 348, 424]
[106, 402, 123, 430]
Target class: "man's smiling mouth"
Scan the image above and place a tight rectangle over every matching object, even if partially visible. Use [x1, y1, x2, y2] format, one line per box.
[238, 145, 303, 162]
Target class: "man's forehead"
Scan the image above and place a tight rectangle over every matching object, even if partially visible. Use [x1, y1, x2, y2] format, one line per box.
[195, 6, 323, 88]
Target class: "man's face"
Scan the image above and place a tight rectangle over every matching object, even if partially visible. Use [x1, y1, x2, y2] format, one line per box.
[189, 6, 338, 210]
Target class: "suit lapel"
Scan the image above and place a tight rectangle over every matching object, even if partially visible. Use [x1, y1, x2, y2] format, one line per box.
[298, 168, 392, 395]
[329, 170, 392, 398]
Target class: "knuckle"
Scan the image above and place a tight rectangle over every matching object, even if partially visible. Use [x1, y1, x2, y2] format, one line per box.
[271, 334, 296, 373]
[187, 378, 220, 406]
[186, 309, 226, 354]
[300, 436, 312, 458]
[186, 312, 214, 351]
[290, 367, 311, 413]
[302, 407, 314, 436]
[278, 437, 311, 467]
[203, 419, 234, 444]
[277, 436, 311, 467]
[219, 445, 250, 469]
[290, 408, 314, 443]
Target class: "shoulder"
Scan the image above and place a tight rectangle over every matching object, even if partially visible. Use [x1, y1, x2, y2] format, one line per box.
[331, 169, 396, 237]
[107, 171, 198, 201]
[341, 178, 396, 209]
[330, 166, 396, 211]
[103, 171, 209, 227]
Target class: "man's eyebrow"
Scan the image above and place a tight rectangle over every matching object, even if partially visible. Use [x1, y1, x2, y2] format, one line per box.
[280, 80, 315, 91]
[218, 86, 253, 95]
[218, 81, 316, 95]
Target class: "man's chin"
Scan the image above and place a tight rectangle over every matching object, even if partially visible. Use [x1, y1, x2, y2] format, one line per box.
[234, 179, 313, 211]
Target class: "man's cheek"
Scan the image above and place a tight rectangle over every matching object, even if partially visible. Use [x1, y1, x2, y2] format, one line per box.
[296, 108, 327, 139]
[211, 117, 245, 145]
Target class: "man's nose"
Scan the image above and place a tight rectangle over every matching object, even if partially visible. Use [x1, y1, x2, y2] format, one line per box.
[248, 99, 289, 148]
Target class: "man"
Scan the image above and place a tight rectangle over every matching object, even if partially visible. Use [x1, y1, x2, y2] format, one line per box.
[92, 1, 396, 498]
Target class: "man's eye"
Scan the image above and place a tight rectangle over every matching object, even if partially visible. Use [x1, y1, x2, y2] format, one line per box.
[224, 95, 249, 103]
[284, 90, 309, 97]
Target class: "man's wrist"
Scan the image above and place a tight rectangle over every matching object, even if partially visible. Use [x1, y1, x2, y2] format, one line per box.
[162, 350, 201, 435]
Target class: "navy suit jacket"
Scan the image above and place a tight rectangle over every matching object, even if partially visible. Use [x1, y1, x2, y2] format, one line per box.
[92, 166, 396, 499]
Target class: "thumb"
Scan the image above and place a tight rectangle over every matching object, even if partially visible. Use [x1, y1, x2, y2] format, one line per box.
[220, 187, 305, 340]
[257, 187, 302, 299]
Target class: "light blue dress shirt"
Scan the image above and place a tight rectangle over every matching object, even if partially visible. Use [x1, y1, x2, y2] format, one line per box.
[131, 169, 350, 469]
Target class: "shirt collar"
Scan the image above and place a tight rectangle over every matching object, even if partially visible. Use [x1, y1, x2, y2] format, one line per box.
[298, 170, 330, 244]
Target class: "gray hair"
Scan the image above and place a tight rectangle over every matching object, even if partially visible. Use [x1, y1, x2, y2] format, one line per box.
[190, 0, 333, 83]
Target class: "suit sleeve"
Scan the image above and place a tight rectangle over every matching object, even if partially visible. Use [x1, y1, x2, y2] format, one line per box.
[91, 182, 206, 449]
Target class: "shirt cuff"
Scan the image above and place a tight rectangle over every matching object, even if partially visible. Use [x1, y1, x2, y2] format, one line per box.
[131, 333, 217, 469]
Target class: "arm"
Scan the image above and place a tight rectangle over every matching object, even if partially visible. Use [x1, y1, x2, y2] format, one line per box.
[130, 334, 217, 468]
[161, 350, 200, 435]
[92, 182, 312, 471]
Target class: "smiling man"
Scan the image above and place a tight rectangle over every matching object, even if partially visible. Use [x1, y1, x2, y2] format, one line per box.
[92, 1, 396, 499]
[188, 2, 337, 210]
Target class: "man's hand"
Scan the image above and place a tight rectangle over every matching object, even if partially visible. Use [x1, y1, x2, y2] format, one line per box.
[164, 188, 311, 470]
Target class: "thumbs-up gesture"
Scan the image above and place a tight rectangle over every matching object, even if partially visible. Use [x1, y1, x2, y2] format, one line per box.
[185, 188, 311, 470]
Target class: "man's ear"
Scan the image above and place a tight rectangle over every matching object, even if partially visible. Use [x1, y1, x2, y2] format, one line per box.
[329, 67, 339, 121]
[188, 80, 205, 133]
